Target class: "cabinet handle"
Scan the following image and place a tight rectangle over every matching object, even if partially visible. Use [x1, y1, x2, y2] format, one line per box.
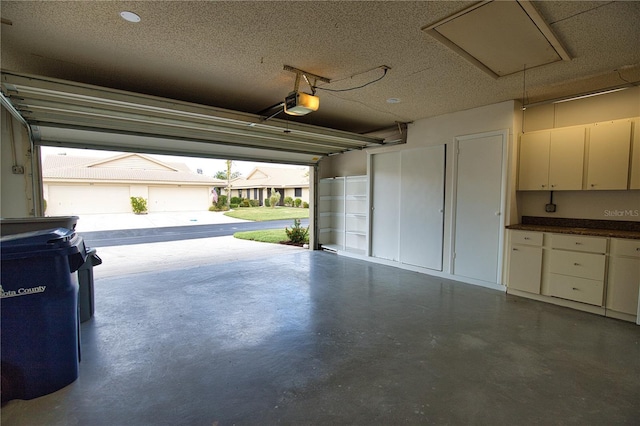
[572, 287, 579, 291]
[513, 248, 518, 251]
[524, 237, 530, 240]
[574, 263, 580, 266]
[575, 242, 582, 245]
[636, 248, 640, 251]
[590, 184, 596, 187]
[541, 184, 546, 188]
[551, 184, 556, 188]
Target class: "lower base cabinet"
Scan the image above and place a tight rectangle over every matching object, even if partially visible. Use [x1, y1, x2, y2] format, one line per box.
[506, 231, 639, 323]
[606, 239, 640, 316]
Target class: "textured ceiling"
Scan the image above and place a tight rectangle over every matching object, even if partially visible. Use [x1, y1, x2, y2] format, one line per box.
[1, 1, 639, 134]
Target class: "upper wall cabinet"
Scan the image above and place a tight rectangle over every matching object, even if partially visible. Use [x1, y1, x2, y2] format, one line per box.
[586, 121, 631, 190]
[518, 127, 584, 191]
[630, 120, 640, 190]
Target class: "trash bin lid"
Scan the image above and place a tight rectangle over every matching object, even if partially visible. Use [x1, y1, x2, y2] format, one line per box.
[1, 228, 86, 271]
[0, 216, 79, 237]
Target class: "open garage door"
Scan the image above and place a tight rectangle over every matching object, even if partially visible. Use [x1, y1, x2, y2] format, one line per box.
[1, 72, 383, 165]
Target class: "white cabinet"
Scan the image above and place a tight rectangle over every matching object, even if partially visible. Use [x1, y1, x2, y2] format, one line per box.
[507, 231, 543, 294]
[507, 230, 639, 322]
[318, 176, 368, 255]
[344, 176, 368, 255]
[371, 146, 445, 270]
[543, 234, 606, 306]
[549, 127, 585, 190]
[630, 120, 640, 190]
[518, 131, 550, 190]
[518, 127, 584, 191]
[606, 238, 640, 317]
[586, 121, 631, 190]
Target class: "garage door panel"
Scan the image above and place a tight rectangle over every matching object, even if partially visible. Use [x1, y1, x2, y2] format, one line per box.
[148, 186, 209, 212]
[47, 185, 130, 215]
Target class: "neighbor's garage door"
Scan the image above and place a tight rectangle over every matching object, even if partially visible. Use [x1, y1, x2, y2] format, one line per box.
[148, 186, 210, 212]
[47, 185, 131, 215]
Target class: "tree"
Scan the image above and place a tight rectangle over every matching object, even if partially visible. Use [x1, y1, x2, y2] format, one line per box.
[214, 170, 241, 180]
[214, 161, 241, 208]
[225, 160, 232, 208]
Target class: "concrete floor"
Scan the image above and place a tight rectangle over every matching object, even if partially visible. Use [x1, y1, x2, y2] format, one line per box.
[2, 249, 639, 425]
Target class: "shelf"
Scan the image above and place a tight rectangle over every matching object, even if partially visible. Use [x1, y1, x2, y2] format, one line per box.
[319, 175, 369, 254]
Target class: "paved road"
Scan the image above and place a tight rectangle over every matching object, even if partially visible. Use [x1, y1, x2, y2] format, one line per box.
[80, 219, 310, 247]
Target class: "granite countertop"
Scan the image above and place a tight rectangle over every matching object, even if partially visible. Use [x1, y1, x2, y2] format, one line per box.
[506, 223, 640, 240]
[506, 217, 640, 240]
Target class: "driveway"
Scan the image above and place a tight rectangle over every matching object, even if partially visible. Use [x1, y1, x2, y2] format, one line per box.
[80, 219, 310, 247]
[93, 235, 304, 279]
[75, 211, 309, 278]
[74, 210, 247, 232]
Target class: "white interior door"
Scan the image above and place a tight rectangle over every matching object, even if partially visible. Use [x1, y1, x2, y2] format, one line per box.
[371, 152, 400, 261]
[399, 146, 445, 270]
[453, 133, 505, 284]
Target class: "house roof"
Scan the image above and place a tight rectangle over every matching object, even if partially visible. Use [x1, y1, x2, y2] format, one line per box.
[42, 153, 226, 185]
[231, 166, 309, 189]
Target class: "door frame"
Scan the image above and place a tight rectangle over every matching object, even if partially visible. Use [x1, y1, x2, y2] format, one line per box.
[449, 129, 509, 286]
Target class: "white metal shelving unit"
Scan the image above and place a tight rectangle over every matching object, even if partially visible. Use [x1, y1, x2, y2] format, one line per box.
[318, 175, 368, 255]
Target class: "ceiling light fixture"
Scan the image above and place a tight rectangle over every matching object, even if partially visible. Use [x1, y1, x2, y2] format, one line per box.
[120, 11, 141, 23]
[552, 87, 629, 104]
[283, 65, 329, 116]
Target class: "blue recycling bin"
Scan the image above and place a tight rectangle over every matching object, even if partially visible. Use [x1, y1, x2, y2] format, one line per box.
[1, 228, 86, 402]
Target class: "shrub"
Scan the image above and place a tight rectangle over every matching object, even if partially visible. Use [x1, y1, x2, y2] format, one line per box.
[230, 196, 242, 205]
[130, 196, 148, 214]
[294, 198, 302, 208]
[249, 199, 260, 207]
[217, 195, 228, 209]
[285, 219, 309, 245]
[229, 203, 239, 209]
[241, 199, 251, 207]
[269, 188, 281, 208]
[264, 198, 271, 207]
[209, 195, 229, 211]
[283, 196, 293, 207]
[302, 202, 309, 208]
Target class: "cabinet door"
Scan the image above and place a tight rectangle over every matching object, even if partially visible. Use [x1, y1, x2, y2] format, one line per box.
[587, 121, 631, 190]
[549, 127, 585, 190]
[508, 245, 542, 293]
[518, 131, 550, 190]
[606, 257, 640, 315]
[371, 152, 400, 261]
[630, 120, 640, 190]
[399, 146, 445, 270]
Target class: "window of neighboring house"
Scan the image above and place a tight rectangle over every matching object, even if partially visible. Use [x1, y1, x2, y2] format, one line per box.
[254, 188, 258, 199]
[239, 189, 243, 197]
[294, 187, 302, 197]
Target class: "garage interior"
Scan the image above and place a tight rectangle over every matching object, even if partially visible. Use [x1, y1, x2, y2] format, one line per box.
[1, 1, 639, 424]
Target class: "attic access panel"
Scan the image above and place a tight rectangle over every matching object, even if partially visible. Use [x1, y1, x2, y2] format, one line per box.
[423, 0, 570, 78]
[1, 71, 383, 166]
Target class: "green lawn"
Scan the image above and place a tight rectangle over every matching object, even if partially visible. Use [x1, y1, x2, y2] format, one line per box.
[224, 206, 309, 221]
[234, 229, 288, 243]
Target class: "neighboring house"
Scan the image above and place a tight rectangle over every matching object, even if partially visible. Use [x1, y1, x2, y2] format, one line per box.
[42, 153, 225, 215]
[229, 166, 310, 206]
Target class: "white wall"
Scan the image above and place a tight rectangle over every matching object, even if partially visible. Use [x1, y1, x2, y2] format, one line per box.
[320, 101, 517, 285]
